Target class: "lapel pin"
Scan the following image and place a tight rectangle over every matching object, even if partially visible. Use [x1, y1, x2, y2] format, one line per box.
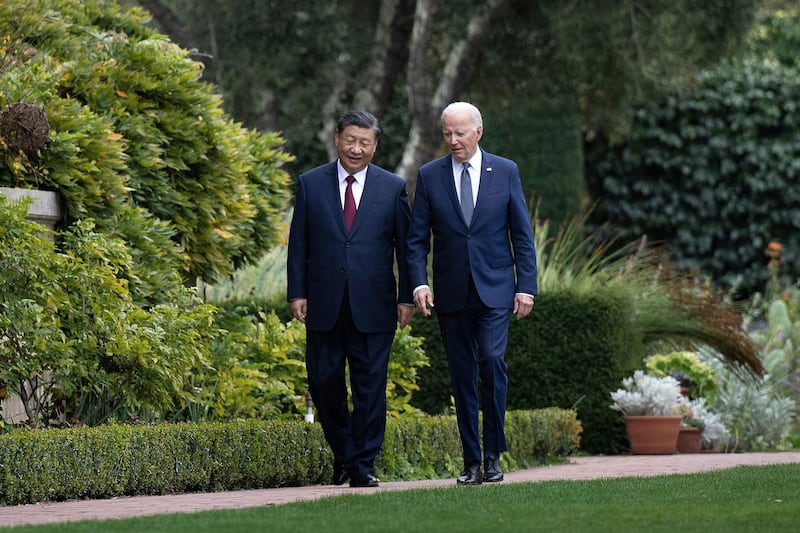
[486, 167, 492, 172]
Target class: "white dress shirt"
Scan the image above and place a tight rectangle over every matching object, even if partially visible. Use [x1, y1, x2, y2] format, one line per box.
[452, 149, 482, 207]
[337, 161, 365, 208]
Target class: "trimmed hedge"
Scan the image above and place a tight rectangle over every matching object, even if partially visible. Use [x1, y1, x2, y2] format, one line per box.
[0, 409, 580, 505]
[0, 420, 329, 505]
[411, 288, 643, 455]
[378, 408, 581, 481]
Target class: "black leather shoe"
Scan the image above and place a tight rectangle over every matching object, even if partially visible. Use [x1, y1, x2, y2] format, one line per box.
[484, 455, 504, 483]
[349, 474, 380, 488]
[332, 461, 349, 486]
[456, 463, 482, 485]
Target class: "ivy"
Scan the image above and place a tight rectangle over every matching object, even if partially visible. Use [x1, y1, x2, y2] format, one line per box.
[587, 58, 800, 297]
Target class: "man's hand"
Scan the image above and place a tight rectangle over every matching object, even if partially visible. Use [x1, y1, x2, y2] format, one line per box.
[290, 298, 308, 324]
[398, 304, 414, 329]
[413, 287, 435, 317]
[513, 294, 534, 320]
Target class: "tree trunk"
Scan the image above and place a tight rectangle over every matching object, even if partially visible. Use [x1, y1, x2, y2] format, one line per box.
[137, 0, 199, 52]
[397, 0, 510, 198]
[352, 0, 415, 116]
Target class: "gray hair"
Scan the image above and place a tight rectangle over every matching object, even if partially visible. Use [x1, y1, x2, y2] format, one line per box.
[441, 102, 482, 128]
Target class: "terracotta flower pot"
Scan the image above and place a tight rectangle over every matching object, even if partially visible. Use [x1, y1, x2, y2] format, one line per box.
[676, 426, 703, 454]
[623, 415, 681, 454]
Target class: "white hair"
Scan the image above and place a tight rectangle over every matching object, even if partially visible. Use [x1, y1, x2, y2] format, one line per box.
[441, 101, 482, 128]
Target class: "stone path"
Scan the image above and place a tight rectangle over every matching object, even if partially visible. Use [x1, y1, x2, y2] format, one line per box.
[2, 452, 798, 528]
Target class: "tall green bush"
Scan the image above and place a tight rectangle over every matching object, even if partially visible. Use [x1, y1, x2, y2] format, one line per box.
[411, 288, 641, 455]
[0, 0, 293, 296]
[172, 306, 429, 423]
[585, 58, 800, 297]
[0, 195, 216, 426]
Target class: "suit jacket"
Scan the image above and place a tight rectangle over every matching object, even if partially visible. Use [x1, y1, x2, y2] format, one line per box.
[407, 149, 537, 313]
[287, 161, 412, 333]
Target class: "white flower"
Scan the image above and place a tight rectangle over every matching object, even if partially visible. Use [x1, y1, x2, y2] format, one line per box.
[610, 370, 685, 416]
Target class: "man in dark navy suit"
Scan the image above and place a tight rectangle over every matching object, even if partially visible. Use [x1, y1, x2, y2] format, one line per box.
[287, 110, 413, 488]
[407, 102, 538, 485]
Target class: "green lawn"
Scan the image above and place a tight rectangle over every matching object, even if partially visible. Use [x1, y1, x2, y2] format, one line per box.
[11, 464, 799, 532]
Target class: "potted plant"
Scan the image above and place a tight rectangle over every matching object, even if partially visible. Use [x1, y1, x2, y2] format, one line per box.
[645, 351, 719, 404]
[685, 396, 730, 452]
[610, 370, 685, 454]
[676, 402, 705, 453]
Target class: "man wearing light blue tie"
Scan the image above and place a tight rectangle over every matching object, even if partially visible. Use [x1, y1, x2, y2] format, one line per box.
[407, 101, 538, 485]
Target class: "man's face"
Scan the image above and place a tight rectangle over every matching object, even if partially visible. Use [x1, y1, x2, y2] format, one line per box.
[442, 110, 482, 163]
[335, 125, 378, 175]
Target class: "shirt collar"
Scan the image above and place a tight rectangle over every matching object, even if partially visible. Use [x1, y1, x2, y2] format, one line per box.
[337, 161, 368, 184]
[452, 148, 482, 174]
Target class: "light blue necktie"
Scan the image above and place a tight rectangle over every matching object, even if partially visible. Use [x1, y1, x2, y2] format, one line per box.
[460, 162, 473, 225]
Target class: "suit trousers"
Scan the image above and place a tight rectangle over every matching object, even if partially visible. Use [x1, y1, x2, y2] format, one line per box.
[305, 292, 394, 479]
[437, 277, 510, 467]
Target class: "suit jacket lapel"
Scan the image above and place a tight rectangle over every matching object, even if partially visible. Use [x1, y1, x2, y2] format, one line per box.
[323, 163, 348, 234]
[473, 150, 493, 221]
[440, 155, 466, 225]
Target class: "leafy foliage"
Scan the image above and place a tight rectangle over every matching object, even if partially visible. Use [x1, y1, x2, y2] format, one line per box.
[0, 409, 578, 505]
[0, 0, 293, 292]
[173, 306, 429, 423]
[645, 350, 719, 403]
[585, 56, 800, 298]
[713, 358, 796, 451]
[0, 195, 216, 427]
[0, 419, 331, 504]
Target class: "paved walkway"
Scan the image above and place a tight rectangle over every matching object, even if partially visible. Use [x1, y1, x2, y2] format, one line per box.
[2, 452, 799, 528]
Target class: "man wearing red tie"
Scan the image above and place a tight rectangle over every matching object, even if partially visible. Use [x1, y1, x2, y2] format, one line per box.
[407, 102, 538, 485]
[287, 110, 413, 488]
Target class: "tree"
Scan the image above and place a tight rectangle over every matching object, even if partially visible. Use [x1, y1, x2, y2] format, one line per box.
[135, 0, 756, 224]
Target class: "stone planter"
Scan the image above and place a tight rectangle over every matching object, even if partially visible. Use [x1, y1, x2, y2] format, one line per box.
[0, 186, 64, 233]
[624, 415, 682, 454]
[0, 186, 64, 424]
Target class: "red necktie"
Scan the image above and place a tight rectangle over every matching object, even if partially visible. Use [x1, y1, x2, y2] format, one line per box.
[344, 175, 356, 231]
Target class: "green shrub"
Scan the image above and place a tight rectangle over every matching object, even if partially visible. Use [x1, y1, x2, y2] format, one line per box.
[585, 57, 800, 298]
[711, 355, 796, 451]
[0, 410, 579, 505]
[0, 420, 329, 505]
[172, 306, 429, 423]
[0, 0, 293, 295]
[378, 409, 580, 480]
[411, 288, 641, 455]
[0, 195, 216, 426]
[646, 351, 719, 403]
[176, 307, 309, 422]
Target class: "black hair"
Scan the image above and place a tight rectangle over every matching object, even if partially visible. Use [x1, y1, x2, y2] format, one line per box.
[336, 110, 381, 140]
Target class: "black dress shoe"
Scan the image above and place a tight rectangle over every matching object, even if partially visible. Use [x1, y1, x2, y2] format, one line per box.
[349, 474, 380, 488]
[456, 463, 482, 485]
[484, 455, 504, 483]
[332, 461, 349, 486]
